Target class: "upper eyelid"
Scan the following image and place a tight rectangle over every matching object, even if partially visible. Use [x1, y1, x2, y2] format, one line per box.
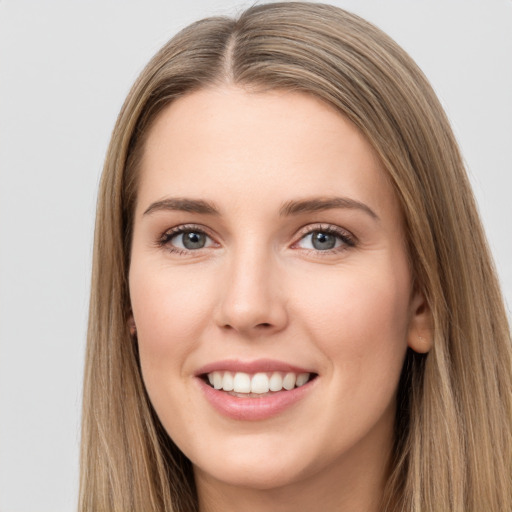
[294, 223, 354, 239]
[291, 223, 357, 249]
[161, 223, 213, 237]
[160, 223, 351, 236]
[158, 223, 218, 246]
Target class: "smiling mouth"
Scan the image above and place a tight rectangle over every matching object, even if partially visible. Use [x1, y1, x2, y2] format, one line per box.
[202, 371, 317, 396]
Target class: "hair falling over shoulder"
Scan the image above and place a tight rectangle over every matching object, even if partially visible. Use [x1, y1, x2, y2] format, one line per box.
[79, 3, 512, 511]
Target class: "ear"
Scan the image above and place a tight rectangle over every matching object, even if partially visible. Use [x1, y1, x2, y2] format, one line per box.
[407, 287, 433, 354]
[128, 314, 137, 337]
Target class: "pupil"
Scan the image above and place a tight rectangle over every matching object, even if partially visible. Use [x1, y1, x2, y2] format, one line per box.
[183, 232, 206, 249]
[312, 231, 336, 250]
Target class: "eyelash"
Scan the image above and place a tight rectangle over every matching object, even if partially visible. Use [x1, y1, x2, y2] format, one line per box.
[293, 223, 356, 255]
[156, 224, 215, 255]
[156, 223, 357, 255]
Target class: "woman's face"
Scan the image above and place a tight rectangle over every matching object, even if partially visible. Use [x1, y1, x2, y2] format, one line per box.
[129, 86, 428, 496]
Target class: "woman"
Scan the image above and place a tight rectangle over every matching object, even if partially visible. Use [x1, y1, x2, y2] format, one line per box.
[80, 3, 512, 511]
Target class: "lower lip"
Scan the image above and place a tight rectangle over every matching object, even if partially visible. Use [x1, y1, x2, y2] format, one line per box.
[198, 378, 316, 421]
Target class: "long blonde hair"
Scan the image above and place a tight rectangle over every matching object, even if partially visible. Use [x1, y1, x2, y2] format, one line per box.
[80, 3, 512, 511]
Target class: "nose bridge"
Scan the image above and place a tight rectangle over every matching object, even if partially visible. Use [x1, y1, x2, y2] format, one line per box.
[216, 237, 287, 334]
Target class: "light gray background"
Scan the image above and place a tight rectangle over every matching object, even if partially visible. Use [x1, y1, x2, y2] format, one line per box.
[0, 1, 510, 511]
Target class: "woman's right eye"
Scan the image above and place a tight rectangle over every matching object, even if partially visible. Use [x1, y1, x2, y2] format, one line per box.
[160, 227, 215, 252]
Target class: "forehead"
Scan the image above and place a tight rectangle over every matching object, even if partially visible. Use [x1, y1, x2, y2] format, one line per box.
[136, 86, 399, 221]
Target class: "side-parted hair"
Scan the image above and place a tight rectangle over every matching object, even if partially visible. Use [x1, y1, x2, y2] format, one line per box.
[80, 3, 512, 511]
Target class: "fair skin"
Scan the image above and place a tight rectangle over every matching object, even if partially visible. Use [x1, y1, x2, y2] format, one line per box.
[129, 86, 431, 512]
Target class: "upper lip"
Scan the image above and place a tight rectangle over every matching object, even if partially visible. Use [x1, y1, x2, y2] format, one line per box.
[195, 359, 315, 376]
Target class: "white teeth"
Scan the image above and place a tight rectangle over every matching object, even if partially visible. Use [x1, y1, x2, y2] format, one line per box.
[233, 372, 251, 393]
[251, 373, 270, 394]
[283, 372, 296, 390]
[222, 371, 234, 391]
[296, 373, 309, 387]
[269, 372, 283, 391]
[206, 370, 312, 394]
[212, 371, 223, 390]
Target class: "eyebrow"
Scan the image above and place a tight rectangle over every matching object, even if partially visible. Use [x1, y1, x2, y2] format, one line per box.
[143, 195, 378, 220]
[279, 197, 379, 220]
[143, 198, 220, 216]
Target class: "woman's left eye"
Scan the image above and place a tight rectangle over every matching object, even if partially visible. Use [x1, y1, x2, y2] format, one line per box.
[295, 228, 355, 252]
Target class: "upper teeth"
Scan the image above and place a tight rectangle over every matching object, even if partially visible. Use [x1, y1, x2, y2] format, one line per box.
[207, 371, 311, 394]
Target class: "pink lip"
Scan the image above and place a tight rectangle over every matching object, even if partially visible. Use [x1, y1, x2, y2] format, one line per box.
[195, 359, 318, 421]
[195, 358, 313, 375]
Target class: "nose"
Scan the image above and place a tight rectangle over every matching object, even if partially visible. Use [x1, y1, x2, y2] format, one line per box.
[214, 245, 288, 337]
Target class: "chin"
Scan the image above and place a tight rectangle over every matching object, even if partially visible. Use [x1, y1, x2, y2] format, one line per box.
[188, 428, 332, 493]
[194, 457, 309, 491]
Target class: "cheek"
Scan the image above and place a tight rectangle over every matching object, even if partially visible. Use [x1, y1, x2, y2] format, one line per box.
[129, 265, 215, 372]
[295, 259, 411, 374]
